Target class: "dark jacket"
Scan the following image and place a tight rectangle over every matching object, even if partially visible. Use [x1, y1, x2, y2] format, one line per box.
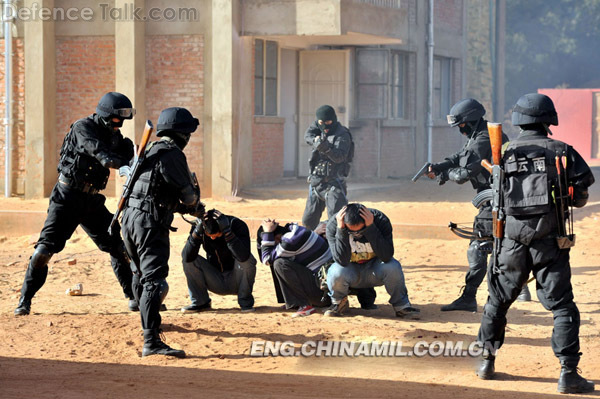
[304, 121, 352, 185]
[326, 208, 394, 266]
[435, 119, 508, 192]
[182, 215, 251, 272]
[127, 138, 199, 228]
[58, 114, 133, 189]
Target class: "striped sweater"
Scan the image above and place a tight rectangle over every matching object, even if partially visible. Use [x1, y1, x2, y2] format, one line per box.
[260, 223, 332, 272]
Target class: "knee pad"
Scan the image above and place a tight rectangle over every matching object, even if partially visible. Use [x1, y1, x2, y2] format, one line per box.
[144, 279, 169, 303]
[31, 245, 53, 269]
[158, 279, 169, 303]
[482, 302, 510, 319]
[553, 302, 580, 323]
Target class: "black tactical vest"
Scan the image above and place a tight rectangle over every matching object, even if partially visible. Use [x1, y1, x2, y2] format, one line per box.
[58, 117, 111, 189]
[503, 136, 568, 216]
[127, 139, 182, 225]
[308, 125, 353, 183]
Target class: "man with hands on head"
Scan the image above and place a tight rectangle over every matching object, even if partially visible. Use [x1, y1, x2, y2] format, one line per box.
[325, 203, 419, 318]
[181, 209, 257, 313]
[257, 218, 332, 318]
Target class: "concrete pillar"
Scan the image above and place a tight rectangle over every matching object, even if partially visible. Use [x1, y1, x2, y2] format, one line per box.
[210, 0, 235, 198]
[115, 0, 146, 147]
[24, 0, 56, 198]
[115, 0, 146, 196]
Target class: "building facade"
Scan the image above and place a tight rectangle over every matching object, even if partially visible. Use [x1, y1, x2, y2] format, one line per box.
[0, 0, 504, 198]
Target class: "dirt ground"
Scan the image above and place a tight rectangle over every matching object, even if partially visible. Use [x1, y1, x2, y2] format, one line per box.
[1, 180, 599, 399]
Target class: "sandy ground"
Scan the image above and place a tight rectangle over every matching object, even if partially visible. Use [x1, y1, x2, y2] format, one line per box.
[1, 182, 599, 399]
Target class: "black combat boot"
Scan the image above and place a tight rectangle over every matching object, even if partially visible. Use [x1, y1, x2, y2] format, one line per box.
[517, 285, 532, 302]
[441, 285, 477, 312]
[142, 329, 186, 358]
[14, 297, 32, 316]
[557, 359, 594, 394]
[476, 355, 495, 380]
[14, 258, 49, 316]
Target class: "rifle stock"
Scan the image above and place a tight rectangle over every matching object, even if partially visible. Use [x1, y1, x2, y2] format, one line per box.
[488, 122, 503, 166]
[108, 120, 154, 235]
[484, 122, 505, 273]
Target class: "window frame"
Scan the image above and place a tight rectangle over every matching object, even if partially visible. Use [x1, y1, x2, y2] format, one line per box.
[254, 39, 279, 116]
[355, 48, 410, 121]
[433, 56, 453, 120]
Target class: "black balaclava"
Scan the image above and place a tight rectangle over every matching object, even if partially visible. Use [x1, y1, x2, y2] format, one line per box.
[459, 119, 482, 138]
[162, 131, 191, 150]
[316, 105, 338, 135]
[100, 116, 124, 132]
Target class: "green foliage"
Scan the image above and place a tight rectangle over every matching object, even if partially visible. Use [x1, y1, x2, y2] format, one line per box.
[505, 0, 600, 109]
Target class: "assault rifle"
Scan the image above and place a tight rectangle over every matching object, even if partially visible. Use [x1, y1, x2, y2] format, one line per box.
[480, 122, 504, 273]
[108, 120, 154, 235]
[412, 162, 432, 182]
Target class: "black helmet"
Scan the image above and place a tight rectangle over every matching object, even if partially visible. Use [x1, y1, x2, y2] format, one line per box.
[96, 92, 135, 120]
[156, 107, 199, 149]
[446, 98, 486, 127]
[511, 93, 558, 126]
[156, 107, 199, 136]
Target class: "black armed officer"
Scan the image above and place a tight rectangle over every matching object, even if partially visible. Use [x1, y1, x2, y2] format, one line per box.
[302, 105, 353, 230]
[427, 98, 530, 312]
[476, 93, 595, 394]
[14, 92, 137, 316]
[122, 107, 202, 358]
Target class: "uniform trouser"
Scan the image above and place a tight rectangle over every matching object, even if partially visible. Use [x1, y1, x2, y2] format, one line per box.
[465, 205, 493, 289]
[327, 258, 411, 310]
[302, 181, 348, 231]
[122, 208, 170, 330]
[182, 255, 257, 309]
[273, 258, 330, 308]
[477, 236, 580, 361]
[21, 182, 133, 301]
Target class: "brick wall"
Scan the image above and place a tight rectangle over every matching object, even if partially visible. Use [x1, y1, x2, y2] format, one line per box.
[251, 121, 284, 185]
[146, 35, 204, 187]
[435, 0, 463, 34]
[55, 36, 116, 192]
[0, 38, 26, 196]
[465, 0, 494, 117]
[56, 37, 115, 150]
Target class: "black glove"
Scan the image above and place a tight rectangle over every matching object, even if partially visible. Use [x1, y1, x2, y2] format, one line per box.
[189, 201, 206, 218]
[214, 211, 231, 235]
[192, 218, 204, 237]
[315, 138, 330, 153]
[98, 152, 123, 169]
[436, 170, 449, 186]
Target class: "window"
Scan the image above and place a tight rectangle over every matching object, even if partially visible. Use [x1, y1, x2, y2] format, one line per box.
[391, 52, 407, 119]
[433, 56, 452, 119]
[254, 39, 278, 116]
[356, 49, 408, 120]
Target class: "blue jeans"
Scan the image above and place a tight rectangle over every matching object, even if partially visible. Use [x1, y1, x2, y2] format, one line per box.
[327, 258, 411, 310]
[182, 255, 256, 309]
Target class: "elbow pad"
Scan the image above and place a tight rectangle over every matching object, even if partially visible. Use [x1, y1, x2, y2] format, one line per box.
[572, 187, 589, 208]
[448, 168, 470, 184]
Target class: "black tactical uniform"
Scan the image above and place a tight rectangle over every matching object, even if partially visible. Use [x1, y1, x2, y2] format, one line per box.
[476, 93, 595, 394]
[429, 98, 530, 312]
[302, 105, 352, 230]
[14, 92, 136, 316]
[122, 107, 201, 358]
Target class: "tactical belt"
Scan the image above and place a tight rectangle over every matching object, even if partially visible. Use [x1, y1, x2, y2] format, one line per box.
[58, 173, 99, 195]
